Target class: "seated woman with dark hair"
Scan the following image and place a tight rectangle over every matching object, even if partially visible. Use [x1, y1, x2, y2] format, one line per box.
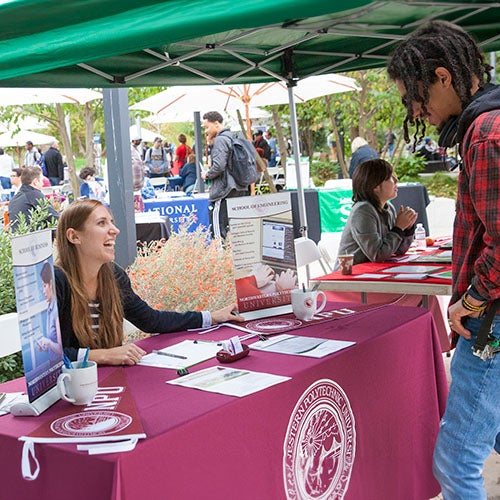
[336, 158, 417, 267]
[55, 199, 243, 365]
[333, 158, 450, 351]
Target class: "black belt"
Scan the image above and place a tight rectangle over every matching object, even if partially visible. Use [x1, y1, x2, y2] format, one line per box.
[472, 299, 500, 360]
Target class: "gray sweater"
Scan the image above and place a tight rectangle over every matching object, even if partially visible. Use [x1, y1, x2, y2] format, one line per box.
[335, 201, 414, 269]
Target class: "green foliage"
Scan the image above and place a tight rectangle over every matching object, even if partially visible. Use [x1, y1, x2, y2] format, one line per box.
[12, 198, 58, 235]
[394, 154, 426, 181]
[419, 172, 458, 199]
[310, 161, 339, 186]
[0, 230, 15, 315]
[0, 352, 23, 383]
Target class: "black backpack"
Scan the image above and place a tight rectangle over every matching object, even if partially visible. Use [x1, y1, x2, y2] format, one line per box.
[222, 131, 259, 186]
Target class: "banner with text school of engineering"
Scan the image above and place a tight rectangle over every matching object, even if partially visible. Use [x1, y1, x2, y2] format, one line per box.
[227, 192, 298, 314]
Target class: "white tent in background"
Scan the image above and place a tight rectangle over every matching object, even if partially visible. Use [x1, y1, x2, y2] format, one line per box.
[0, 130, 56, 148]
[131, 73, 359, 134]
[129, 125, 161, 143]
[0, 88, 102, 107]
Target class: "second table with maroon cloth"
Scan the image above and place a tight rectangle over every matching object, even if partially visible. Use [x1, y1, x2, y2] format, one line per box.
[0, 303, 448, 500]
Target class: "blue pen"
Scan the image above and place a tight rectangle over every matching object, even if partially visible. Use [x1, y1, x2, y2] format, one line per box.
[63, 352, 73, 369]
[82, 347, 90, 368]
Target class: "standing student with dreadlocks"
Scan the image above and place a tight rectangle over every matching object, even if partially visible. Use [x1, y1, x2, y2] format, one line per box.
[388, 21, 500, 499]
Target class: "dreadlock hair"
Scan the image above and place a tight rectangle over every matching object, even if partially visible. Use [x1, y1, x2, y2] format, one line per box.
[387, 20, 491, 145]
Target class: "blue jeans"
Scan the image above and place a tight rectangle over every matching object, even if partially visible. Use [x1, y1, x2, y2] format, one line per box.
[0, 176, 11, 189]
[433, 316, 500, 499]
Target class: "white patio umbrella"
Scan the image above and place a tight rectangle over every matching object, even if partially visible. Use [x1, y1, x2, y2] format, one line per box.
[0, 130, 56, 148]
[0, 88, 102, 107]
[129, 125, 161, 143]
[132, 73, 359, 236]
[0, 130, 56, 166]
[131, 73, 359, 135]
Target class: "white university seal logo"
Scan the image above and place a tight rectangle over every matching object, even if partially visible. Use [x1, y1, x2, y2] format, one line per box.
[283, 379, 356, 499]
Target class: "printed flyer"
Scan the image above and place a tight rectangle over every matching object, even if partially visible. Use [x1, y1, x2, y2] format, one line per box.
[11, 229, 63, 402]
[227, 192, 298, 314]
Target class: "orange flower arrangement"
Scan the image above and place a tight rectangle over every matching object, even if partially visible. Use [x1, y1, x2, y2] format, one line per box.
[127, 217, 236, 314]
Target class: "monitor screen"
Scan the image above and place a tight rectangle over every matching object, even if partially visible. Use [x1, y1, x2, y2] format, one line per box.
[261, 219, 296, 269]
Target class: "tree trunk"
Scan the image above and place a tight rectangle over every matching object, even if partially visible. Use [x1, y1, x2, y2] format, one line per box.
[84, 103, 95, 170]
[325, 96, 348, 178]
[55, 104, 79, 196]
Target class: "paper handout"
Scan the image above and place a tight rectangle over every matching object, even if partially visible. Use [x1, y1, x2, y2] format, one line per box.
[167, 366, 290, 397]
[250, 334, 355, 357]
[138, 339, 221, 369]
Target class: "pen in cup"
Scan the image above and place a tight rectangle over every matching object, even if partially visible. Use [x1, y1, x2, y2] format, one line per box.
[152, 350, 188, 360]
[82, 347, 90, 368]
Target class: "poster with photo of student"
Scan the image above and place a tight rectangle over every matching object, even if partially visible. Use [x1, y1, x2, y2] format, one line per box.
[227, 192, 298, 315]
[11, 229, 63, 402]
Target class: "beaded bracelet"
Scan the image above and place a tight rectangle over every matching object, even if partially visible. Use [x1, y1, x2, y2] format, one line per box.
[462, 293, 488, 312]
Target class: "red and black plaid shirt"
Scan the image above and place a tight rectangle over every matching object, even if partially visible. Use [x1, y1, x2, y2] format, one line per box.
[452, 109, 500, 305]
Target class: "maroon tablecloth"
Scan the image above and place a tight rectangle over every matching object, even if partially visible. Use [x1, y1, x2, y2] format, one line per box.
[0, 303, 448, 500]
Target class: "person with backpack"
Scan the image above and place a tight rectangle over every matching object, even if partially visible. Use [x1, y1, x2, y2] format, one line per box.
[201, 111, 254, 239]
[24, 141, 41, 167]
[144, 137, 171, 178]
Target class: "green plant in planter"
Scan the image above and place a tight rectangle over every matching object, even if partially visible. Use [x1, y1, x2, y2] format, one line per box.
[394, 154, 426, 181]
[0, 200, 57, 382]
[310, 160, 340, 186]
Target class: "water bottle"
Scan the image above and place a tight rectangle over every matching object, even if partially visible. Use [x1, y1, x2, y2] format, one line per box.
[415, 223, 426, 249]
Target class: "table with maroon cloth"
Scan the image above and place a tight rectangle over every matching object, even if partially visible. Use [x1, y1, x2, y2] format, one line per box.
[0, 304, 448, 500]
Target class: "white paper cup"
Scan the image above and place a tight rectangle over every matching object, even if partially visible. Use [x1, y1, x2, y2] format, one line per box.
[57, 361, 98, 405]
[337, 254, 354, 275]
[291, 289, 327, 321]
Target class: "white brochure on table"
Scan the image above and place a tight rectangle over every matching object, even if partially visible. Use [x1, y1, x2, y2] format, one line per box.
[167, 366, 290, 397]
[250, 334, 355, 357]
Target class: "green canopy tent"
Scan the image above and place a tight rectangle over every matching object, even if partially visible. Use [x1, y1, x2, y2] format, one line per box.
[1, 0, 499, 265]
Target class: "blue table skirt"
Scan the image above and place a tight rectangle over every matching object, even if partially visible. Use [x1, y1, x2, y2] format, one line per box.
[143, 195, 210, 232]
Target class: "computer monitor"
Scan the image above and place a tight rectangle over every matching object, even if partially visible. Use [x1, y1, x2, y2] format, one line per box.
[260, 219, 296, 272]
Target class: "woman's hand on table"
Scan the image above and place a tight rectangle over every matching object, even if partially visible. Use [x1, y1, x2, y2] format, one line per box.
[211, 302, 245, 324]
[88, 344, 147, 366]
[395, 205, 418, 231]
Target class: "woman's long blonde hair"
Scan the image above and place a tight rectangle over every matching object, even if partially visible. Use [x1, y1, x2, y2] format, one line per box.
[55, 199, 123, 349]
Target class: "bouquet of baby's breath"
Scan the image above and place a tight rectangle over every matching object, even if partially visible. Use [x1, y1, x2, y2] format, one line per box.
[127, 217, 236, 313]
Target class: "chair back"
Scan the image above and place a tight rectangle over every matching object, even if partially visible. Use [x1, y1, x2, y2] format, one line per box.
[0, 312, 21, 358]
[294, 237, 332, 285]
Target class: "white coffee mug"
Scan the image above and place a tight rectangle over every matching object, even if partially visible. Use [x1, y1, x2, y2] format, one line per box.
[291, 289, 327, 321]
[57, 361, 98, 405]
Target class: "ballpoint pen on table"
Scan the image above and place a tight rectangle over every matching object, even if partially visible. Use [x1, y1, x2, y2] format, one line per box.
[152, 350, 188, 360]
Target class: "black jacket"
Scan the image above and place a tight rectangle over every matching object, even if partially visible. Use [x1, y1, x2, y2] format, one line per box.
[43, 146, 64, 180]
[55, 264, 203, 360]
[8, 184, 60, 230]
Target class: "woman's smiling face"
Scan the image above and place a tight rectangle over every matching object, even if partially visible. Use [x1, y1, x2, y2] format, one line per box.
[69, 205, 120, 265]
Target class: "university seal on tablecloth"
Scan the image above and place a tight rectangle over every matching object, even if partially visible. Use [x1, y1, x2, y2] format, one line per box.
[283, 379, 356, 500]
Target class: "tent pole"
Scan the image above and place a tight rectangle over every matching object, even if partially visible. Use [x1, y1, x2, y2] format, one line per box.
[193, 111, 205, 193]
[287, 84, 308, 238]
[103, 88, 137, 268]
